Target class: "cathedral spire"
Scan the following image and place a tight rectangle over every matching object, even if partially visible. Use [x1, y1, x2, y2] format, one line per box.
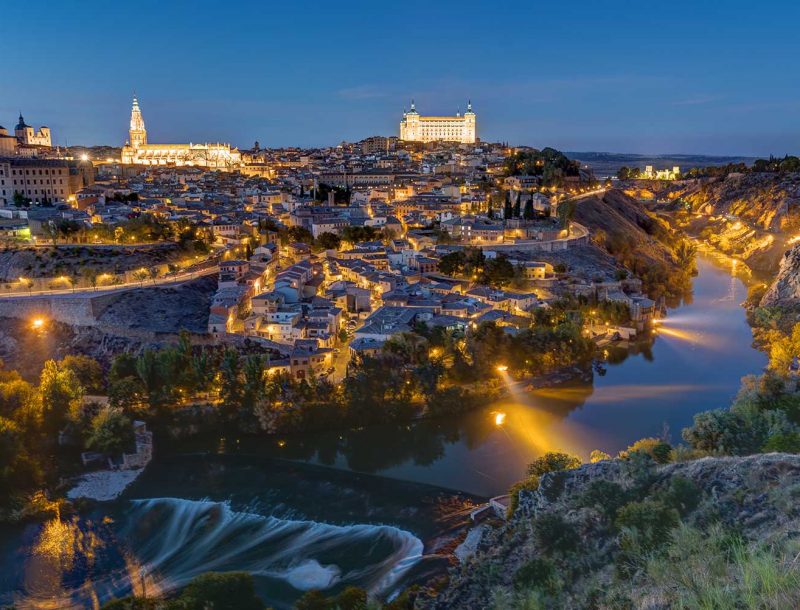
[128, 95, 147, 148]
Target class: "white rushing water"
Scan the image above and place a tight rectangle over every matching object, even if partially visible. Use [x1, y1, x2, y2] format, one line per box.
[4, 497, 424, 609]
[123, 497, 424, 597]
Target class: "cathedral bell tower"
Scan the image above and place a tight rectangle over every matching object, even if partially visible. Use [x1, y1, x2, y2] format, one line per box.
[129, 96, 147, 148]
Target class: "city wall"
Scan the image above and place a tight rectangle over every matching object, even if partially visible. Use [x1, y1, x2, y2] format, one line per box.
[0, 295, 102, 326]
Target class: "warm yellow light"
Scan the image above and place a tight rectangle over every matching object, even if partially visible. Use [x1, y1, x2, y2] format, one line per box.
[496, 364, 508, 372]
[80, 154, 89, 161]
[31, 317, 45, 329]
[494, 411, 507, 426]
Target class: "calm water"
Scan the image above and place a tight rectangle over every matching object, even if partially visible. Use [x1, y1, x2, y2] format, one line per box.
[230, 254, 766, 497]
[0, 254, 766, 609]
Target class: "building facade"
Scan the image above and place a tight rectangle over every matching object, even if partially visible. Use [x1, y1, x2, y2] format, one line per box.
[0, 158, 95, 206]
[14, 114, 52, 147]
[399, 101, 476, 144]
[121, 97, 242, 168]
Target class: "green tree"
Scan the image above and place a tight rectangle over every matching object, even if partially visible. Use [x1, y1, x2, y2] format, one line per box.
[12, 190, 31, 208]
[557, 199, 576, 231]
[315, 232, 341, 250]
[86, 407, 134, 455]
[39, 360, 83, 436]
[60, 355, 104, 394]
[219, 349, 242, 420]
[503, 191, 513, 219]
[437, 250, 466, 276]
[523, 197, 534, 220]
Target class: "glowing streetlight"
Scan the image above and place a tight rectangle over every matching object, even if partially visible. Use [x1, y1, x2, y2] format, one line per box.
[31, 317, 45, 330]
[494, 412, 507, 426]
[496, 364, 508, 372]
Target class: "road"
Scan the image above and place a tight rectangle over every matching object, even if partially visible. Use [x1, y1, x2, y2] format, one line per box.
[0, 265, 218, 299]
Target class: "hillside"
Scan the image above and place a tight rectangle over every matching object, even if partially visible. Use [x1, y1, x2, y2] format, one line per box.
[572, 189, 693, 299]
[626, 173, 800, 276]
[0, 244, 185, 282]
[421, 453, 800, 610]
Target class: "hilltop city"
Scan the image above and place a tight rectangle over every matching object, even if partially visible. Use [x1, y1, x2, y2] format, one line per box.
[3, 91, 800, 610]
[0, 96, 667, 382]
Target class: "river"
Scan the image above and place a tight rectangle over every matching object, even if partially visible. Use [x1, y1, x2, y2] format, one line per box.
[0, 254, 767, 609]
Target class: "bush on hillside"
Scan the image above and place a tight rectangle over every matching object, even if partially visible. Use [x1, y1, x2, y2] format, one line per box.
[526, 452, 581, 477]
[619, 437, 672, 464]
[533, 513, 580, 554]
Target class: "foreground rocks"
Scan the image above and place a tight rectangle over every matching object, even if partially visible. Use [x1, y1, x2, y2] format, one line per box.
[418, 454, 800, 610]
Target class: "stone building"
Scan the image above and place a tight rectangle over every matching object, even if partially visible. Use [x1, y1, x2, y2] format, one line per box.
[0, 158, 95, 206]
[399, 100, 476, 143]
[14, 113, 52, 147]
[121, 96, 242, 168]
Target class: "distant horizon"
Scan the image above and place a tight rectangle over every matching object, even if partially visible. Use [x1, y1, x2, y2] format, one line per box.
[60, 134, 766, 162]
[5, 97, 792, 159]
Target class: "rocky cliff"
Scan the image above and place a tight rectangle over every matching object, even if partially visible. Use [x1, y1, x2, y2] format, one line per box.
[628, 174, 800, 276]
[637, 173, 800, 232]
[760, 244, 800, 307]
[420, 454, 800, 610]
[572, 189, 693, 298]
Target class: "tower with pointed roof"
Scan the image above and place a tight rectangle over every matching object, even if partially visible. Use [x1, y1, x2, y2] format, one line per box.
[121, 94, 241, 168]
[128, 96, 147, 148]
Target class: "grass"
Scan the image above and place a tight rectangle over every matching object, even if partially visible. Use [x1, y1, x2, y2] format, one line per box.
[641, 523, 800, 610]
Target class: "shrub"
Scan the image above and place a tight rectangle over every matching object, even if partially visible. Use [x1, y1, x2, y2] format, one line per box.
[659, 476, 702, 517]
[533, 513, 579, 554]
[508, 476, 540, 518]
[763, 431, 800, 453]
[526, 452, 581, 477]
[616, 499, 680, 554]
[682, 403, 797, 456]
[513, 557, 559, 594]
[619, 437, 672, 464]
[620, 450, 657, 492]
[177, 572, 264, 610]
[331, 587, 368, 610]
[589, 449, 611, 463]
[294, 590, 331, 610]
[578, 480, 629, 519]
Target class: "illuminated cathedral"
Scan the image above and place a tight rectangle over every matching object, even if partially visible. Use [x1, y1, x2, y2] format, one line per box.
[121, 96, 241, 168]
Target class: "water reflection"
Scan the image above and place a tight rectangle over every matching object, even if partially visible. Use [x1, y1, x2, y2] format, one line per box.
[226, 254, 766, 497]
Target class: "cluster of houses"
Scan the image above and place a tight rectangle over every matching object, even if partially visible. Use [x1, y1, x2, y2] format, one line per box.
[0, 137, 658, 379]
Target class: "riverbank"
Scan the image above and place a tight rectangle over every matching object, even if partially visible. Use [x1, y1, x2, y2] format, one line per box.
[66, 467, 145, 502]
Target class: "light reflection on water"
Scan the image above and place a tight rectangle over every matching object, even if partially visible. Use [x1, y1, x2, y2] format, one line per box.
[268, 254, 767, 497]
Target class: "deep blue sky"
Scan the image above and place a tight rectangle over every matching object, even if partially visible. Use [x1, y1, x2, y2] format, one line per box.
[2, 0, 798, 155]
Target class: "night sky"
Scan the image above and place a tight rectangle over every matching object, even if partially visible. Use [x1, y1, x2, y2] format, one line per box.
[2, 0, 798, 155]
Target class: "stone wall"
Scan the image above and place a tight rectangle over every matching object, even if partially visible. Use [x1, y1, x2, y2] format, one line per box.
[0, 295, 102, 326]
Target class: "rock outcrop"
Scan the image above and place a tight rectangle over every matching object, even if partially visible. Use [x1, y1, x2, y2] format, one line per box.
[761, 244, 800, 307]
[419, 454, 800, 610]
